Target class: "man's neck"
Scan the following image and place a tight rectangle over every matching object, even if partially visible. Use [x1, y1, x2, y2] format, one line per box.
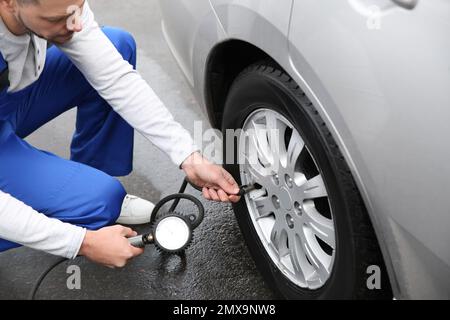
[0, 6, 27, 36]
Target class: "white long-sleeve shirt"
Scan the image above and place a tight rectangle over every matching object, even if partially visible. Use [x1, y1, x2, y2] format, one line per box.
[0, 1, 199, 259]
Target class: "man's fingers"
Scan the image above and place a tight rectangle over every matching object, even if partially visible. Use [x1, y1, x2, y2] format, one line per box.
[223, 169, 237, 186]
[129, 246, 145, 257]
[119, 226, 135, 237]
[202, 187, 211, 200]
[208, 188, 221, 202]
[217, 189, 230, 202]
[223, 169, 239, 189]
[228, 195, 241, 203]
[218, 169, 240, 195]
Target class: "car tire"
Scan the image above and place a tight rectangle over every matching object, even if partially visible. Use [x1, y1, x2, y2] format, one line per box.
[221, 61, 392, 299]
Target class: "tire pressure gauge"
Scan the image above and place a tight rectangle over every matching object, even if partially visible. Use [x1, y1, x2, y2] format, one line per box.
[127, 213, 193, 253]
[153, 214, 193, 253]
[127, 191, 203, 254]
[127, 177, 259, 254]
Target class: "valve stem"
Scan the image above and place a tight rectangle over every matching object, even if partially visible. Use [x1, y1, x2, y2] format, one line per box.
[238, 183, 262, 196]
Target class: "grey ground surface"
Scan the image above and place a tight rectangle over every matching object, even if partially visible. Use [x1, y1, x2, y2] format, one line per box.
[0, 0, 275, 300]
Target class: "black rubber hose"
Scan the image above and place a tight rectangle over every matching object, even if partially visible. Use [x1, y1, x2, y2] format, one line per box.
[168, 177, 189, 213]
[151, 192, 205, 229]
[29, 257, 68, 300]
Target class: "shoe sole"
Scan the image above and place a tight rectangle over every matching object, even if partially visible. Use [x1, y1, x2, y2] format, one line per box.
[116, 215, 152, 225]
[116, 204, 155, 225]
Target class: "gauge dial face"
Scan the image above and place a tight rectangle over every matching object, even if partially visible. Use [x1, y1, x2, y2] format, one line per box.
[154, 216, 191, 251]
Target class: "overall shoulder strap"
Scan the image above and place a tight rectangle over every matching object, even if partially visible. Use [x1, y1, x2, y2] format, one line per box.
[0, 52, 9, 90]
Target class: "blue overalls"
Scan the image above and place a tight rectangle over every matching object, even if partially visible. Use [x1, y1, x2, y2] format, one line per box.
[0, 27, 136, 252]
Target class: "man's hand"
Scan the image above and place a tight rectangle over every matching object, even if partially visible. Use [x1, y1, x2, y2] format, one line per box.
[78, 225, 144, 268]
[181, 152, 241, 203]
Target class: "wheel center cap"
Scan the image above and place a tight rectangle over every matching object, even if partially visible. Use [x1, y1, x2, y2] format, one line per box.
[279, 187, 292, 210]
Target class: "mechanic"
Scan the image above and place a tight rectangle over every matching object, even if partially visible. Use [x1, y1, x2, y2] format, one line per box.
[0, 0, 241, 268]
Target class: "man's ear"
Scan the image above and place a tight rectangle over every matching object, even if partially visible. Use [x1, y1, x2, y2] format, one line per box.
[0, 0, 18, 13]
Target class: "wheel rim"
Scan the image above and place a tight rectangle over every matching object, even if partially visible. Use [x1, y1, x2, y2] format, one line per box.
[239, 108, 336, 290]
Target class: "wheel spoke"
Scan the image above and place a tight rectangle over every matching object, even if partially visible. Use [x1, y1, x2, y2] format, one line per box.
[287, 231, 309, 282]
[303, 201, 335, 249]
[297, 174, 328, 200]
[264, 112, 288, 168]
[245, 129, 276, 178]
[254, 196, 276, 220]
[270, 217, 286, 253]
[286, 130, 304, 172]
[249, 120, 273, 167]
[244, 160, 273, 190]
[303, 228, 331, 281]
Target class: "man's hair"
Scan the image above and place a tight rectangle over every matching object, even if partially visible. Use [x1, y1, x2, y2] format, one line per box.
[17, 0, 40, 5]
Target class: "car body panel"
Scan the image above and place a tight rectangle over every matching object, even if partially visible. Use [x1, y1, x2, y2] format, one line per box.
[288, 0, 450, 299]
[209, 0, 294, 66]
[159, 0, 225, 90]
[158, 0, 450, 299]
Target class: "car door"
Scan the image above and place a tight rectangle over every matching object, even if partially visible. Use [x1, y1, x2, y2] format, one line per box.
[288, 0, 450, 299]
[158, 0, 218, 86]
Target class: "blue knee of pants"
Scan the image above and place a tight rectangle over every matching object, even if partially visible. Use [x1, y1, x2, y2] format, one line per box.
[0, 121, 127, 252]
[0, 27, 136, 253]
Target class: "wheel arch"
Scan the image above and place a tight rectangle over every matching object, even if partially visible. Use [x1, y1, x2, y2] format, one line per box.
[204, 40, 271, 128]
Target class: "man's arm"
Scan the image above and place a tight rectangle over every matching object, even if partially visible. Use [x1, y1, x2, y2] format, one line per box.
[58, 1, 242, 203]
[0, 190, 86, 259]
[0, 190, 144, 266]
[58, 1, 199, 168]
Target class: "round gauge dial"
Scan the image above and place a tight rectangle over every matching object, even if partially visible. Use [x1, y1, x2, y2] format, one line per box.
[154, 215, 192, 252]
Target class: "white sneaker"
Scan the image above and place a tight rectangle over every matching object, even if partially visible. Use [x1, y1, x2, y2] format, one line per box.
[116, 194, 155, 225]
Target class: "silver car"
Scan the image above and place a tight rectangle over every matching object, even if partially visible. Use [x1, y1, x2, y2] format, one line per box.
[158, 0, 450, 299]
